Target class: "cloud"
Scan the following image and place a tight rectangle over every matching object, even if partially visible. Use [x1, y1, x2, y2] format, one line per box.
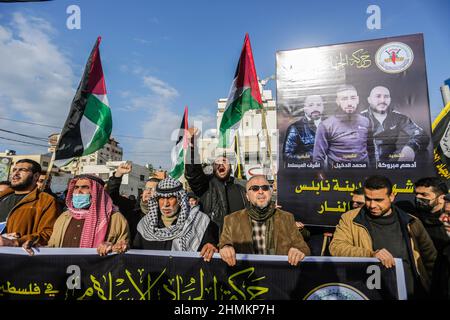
[0, 12, 75, 154]
[142, 76, 179, 99]
[133, 37, 152, 45]
[118, 72, 181, 168]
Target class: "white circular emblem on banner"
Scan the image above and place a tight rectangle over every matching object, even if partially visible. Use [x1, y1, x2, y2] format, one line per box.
[304, 283, 369, 300]
[375, 42, 414, 74]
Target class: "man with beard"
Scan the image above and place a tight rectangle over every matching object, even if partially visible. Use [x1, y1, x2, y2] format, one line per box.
[106, 161, 161, 243]
[330, 175, 436, 299]
[185, 127, 248, 232]
[219, 175, 310, 266]
[0, 159, 60, 247]
[361, 86, 429, 164]
[399, 176, 449, 293]
[283, 94, 325, 164]
[313, 85, 369, 169]
[133, 177, 218, 262]
[42, 174, 129, 257]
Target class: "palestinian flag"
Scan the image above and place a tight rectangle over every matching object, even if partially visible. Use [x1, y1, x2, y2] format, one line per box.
[432, 80, 450, 182]
[169, 106, 188, 180]
[55, 37, 112, 160]
[218, 33, 263, 148]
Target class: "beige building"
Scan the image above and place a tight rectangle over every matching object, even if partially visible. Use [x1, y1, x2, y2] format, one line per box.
[198, 82, 278, 179]
[0, 151, 57, 174]
[61, 137, 123, 175]
[81, 161, 149, 198]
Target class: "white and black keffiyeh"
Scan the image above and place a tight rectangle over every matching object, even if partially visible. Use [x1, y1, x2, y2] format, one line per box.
[137, 177, 210, 251]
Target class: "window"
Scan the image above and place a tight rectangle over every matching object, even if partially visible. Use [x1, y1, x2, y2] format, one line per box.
[140, 175, 145, 181]
[43, 161, 49, 167]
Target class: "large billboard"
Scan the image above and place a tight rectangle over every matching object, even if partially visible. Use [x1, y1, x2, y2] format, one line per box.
[277, 34, 434, 226]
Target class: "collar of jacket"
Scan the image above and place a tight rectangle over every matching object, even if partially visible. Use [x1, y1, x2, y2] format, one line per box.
[364, 106, 394, 119]
[0, 186, 39, 205]
[354, 205, 419, 278]
[212, 174, 234, 185]
[354, 205, 414, 229]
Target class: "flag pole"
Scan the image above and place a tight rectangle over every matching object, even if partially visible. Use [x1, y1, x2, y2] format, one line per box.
[234, 131, 244, 180]
[260, 101, 275, 183]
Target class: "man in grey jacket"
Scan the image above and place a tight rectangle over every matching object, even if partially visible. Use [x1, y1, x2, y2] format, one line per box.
[313, 85, 369, 169]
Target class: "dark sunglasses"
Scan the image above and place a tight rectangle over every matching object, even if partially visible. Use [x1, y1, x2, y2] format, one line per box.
[248, 185, 271, 192]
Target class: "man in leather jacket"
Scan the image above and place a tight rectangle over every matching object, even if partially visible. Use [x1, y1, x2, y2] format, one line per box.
[283, 95, 325, 165]
[184, 128, 248, 233]
[361, 86, 430, 165]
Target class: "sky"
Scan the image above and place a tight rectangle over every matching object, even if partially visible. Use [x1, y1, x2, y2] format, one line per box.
[0, 0, 449, 169]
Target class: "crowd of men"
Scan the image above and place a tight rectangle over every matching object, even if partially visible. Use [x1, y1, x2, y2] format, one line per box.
[0, 128, 449, 300]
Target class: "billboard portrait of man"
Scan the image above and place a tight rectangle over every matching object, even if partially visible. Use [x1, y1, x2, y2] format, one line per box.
[313, 85, 369, 169]
[361, 85, 430, 166]
[283, 94, 325, 164]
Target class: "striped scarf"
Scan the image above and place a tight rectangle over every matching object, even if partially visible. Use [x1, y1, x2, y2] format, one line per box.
[137, 177, 210, 251]
[66, 177, 114, 248]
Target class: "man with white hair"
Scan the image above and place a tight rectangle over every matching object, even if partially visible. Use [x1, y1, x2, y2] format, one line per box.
[283, 94, 325, 164]
[133, 177, 219, 262]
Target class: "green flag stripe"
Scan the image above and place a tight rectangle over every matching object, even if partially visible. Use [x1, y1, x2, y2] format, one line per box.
[219, 88, 262, 133]
[169, 147, 185, 179]
[81, 94, 112, 156]
[84, 94, 113, 134]
[82, 125, 110, 156]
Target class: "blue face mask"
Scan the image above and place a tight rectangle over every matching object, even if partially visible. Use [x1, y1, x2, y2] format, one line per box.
[72, 194, 91, 209]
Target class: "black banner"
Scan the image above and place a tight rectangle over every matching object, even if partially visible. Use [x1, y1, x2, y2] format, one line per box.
[277, 34, 434, 226]
[0, 248, 406, 300]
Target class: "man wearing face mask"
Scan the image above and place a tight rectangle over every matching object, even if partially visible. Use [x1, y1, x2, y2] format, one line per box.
[133, 177, 219, 262]
[414, 177, 449, 253]
[185, 127, 248, 232]
[283, 95, 325, 164]
[431, 194, 450, 299]
[330, 175, 436, 299]
[33, 174, 130, 256]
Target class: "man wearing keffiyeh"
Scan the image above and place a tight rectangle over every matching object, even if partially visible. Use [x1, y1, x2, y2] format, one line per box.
[23, 174, 130, 256]
[133, 177, 219, 262]
[219, 175, 310, 266]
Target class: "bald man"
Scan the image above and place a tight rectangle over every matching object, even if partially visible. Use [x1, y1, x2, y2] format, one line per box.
[361, 85, 429, 164]
[283, 94, 325, 164]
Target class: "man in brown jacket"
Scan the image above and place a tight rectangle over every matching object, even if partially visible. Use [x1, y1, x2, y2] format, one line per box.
[330, 175, 437, 299]
[219, 175, 310, 267]
[0, 159, 60, 247]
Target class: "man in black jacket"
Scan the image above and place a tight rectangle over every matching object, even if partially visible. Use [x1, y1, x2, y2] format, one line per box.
[361, 86, 430, 166]
[184, 127, 248, 232]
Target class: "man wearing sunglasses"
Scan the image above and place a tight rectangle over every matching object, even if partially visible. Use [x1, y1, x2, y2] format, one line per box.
[185, 127, 248, 233]
[219, 175, 310, 266]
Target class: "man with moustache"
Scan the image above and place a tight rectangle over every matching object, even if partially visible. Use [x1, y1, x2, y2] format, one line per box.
[313, 85, 369, 168]
[330, 175, 436, 299]
[0, 159, 60, 247]
[185, 127, 248, 232]
[361, 85, 429, 164]
[219, 175, 310, 266]
[283, 94, 325, 164]
[133, 177, 218, 262]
